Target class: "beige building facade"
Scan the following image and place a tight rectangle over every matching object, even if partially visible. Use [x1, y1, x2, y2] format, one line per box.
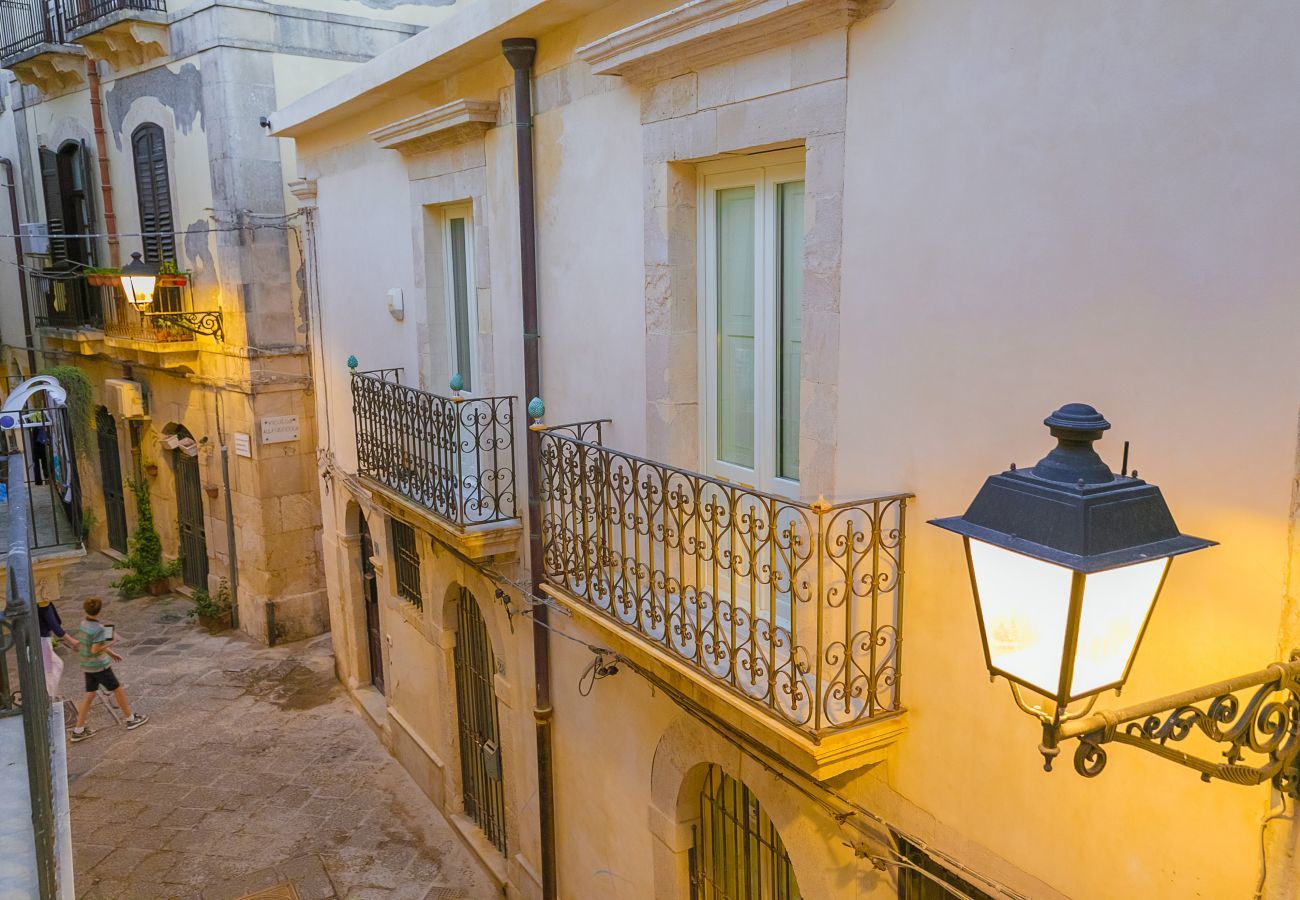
[0, 0, 455, 639]
[275, 1, 1300, 897]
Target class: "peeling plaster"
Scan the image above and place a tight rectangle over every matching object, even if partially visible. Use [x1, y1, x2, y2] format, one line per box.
[184, 219, 216, 282]
[105, 65, 203, 151]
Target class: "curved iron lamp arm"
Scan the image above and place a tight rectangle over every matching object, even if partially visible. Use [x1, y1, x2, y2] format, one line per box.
[141, 311, 224, 341]
[1035, 654, 1300, 796]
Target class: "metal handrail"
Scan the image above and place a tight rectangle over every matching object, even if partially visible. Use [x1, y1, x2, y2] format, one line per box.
[60, 0, 164, 33]
[351, 370, 518, 528]
[0, 0, 66, 62]
[539, 429, 910, 739]
[2, 454, 57, 896]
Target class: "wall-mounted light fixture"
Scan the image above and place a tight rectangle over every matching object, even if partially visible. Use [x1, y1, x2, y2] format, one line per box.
[931, 404, 1300, 794]
[120, 252, 157, 310]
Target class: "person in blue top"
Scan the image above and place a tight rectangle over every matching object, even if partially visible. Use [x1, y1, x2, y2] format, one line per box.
[37, 597, 78, 700]
[70, 596, 148, 742]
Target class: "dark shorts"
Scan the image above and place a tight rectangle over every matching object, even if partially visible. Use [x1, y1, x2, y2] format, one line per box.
[84, 667, 120, 693]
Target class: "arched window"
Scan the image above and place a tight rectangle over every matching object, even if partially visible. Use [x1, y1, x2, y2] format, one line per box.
[131, 123, 176, 264]
[691, 766, 801, 899]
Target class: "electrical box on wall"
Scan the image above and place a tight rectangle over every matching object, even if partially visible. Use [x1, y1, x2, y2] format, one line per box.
[103, 379, 146, 419]
[19, 223, 48, 256]
[387, 287, 404, 321]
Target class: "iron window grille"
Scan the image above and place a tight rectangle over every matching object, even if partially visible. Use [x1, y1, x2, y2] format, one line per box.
[896, 839, 993, 900]
[390, 518, 423, 609]
[690, 765, 801, 900]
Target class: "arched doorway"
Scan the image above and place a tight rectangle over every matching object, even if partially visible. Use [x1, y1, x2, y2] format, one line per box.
[691, 765, 801, 899]
[359, 516, 384, 693]
[95, 407, 127, 553]
[169, 425, 207, 589]
[453, 586, 506, 854]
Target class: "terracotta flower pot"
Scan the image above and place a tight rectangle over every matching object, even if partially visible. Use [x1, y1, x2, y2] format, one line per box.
[86, 272, 120, 287]
[157, 274, 189, 287]
[144, 464, 159, 477]
[146, 577, 170, 596]
[197, 613, 227, 631]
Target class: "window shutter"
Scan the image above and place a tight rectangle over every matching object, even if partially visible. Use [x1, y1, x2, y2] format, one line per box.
[39, 147, 66, 263]
[78, 139, 98, 266]
[132, 124, 175, 264]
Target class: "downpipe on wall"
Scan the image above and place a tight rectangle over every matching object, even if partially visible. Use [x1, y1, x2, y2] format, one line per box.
[503, 36, 558, 900]
[0, 158, 36, 373]
[85, 60, 119, 267]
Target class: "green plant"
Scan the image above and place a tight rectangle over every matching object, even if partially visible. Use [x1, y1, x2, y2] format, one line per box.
[158, 259, 178, 275]
[79, 504, 97, 542]
[83, 266, 122, 276]
[187, 577, 231, 620]
[38, 365, 94, 458]
[112, 479, 180, 596]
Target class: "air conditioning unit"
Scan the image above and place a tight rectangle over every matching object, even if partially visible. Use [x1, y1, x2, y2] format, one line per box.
[104, 379, 145, 420]
[19, 223, 48, 256]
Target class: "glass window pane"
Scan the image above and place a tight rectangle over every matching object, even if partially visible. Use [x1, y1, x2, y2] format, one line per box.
[776, 181, 804, 482]
[449, 216, 473, 391]
[716, 186, 756, 470]
[1070, 558, 1167, 697]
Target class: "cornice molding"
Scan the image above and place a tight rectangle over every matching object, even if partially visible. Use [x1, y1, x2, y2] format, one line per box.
[577, 0, 888, 84]
[369, 99, 499, 156]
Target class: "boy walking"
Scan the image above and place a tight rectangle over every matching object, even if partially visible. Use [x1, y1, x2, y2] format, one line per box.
[71, 596, 148, 742]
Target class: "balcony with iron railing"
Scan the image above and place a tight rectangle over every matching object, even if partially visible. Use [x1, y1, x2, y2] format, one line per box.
[538, 424, 911, 777]
[351, 366, 521, 557]
[0, 0, 84, 92]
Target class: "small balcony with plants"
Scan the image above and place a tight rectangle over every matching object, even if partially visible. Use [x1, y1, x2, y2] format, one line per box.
[350, 362, 522, 559]
[537, 420, 911, 779]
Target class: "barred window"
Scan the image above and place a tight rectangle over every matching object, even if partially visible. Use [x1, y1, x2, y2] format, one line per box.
[897, 838, 993, 900]
[391, 518, 423, 609]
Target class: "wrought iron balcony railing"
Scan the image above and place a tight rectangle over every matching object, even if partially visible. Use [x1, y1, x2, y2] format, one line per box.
[60, 0, 163, 33]
[351, 368, 518, 528]
[539, 428, 910, 739]
[30, 268, 102, 329]
[103, 283, 206, 343]
[0, 0, 65, 61]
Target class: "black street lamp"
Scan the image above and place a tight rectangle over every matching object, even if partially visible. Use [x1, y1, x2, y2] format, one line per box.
[932, 404, 1300, 792]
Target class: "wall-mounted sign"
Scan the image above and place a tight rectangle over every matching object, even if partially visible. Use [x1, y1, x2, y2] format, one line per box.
[233, 433, 252, 457]
[260, 415, 299, 445]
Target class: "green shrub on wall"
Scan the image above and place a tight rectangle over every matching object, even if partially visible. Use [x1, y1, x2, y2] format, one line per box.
[112, 479, 180, 595]
[37, 365, 94, 458]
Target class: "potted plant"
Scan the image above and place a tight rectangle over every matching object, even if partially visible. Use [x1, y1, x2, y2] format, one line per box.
[188, 578, 232, 630]
[112, 479, 181, 597]
[157, 259, 189, 288]
[84, 266, 122, 287]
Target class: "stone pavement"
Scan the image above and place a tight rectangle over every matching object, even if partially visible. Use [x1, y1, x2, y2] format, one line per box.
[55, 553, 497, 900]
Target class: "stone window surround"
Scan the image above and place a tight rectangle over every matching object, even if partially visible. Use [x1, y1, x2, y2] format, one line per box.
[640, 31, 850, 498]
[369, 105, 497, 396]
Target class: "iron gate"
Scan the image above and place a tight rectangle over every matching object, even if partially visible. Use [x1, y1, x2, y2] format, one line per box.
[174, 445, 208, 589]
[360, 517, 384, 693]
[95, 408, 127, 553]
[453, 587, 506, 854]
[690, 766, 801, 900]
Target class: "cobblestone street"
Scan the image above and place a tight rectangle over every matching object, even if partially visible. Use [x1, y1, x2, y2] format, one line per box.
[56, 553, 496, 900]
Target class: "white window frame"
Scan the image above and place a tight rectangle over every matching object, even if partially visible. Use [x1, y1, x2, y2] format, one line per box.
[698, 149, 806, 496]
[440, 202, 478, 393]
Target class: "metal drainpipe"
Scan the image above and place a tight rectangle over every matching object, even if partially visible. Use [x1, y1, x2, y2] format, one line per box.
[0, 158, 36, 373]
[502, 37, 557, 900]
[85, 59, 119, 266]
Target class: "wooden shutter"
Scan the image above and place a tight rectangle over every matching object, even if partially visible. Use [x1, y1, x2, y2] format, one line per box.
[131, 124, 175, 263]
[39, 147, 66, 263]
[78, 139, 98, 267]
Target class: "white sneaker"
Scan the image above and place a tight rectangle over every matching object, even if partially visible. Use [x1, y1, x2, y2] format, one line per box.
[124, 714, 149, 730]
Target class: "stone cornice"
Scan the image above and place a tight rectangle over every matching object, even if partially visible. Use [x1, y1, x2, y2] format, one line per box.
[369, 99, 499, 156]
[577, 0, 887, 83]
[287, 178, 318, 206]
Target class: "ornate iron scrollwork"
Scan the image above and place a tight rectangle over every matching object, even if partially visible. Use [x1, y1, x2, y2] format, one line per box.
[1065, 663, 1300, 795]
[141, 311, 225, 341]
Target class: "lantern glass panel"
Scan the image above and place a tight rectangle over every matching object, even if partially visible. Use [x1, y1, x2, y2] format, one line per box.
[969, 540, 1073, 696]
[1069, 557, 1168, 697]
[123, 274, 156, 309]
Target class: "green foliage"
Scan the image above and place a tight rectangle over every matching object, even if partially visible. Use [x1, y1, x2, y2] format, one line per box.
[187, 577, 231, 621]
[79, 504, 97, 542]
[112, 479, 180, 596]
[82, 266, 122, 276]
[38, 365, 94, 457]
[157, 259, 178, 275]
